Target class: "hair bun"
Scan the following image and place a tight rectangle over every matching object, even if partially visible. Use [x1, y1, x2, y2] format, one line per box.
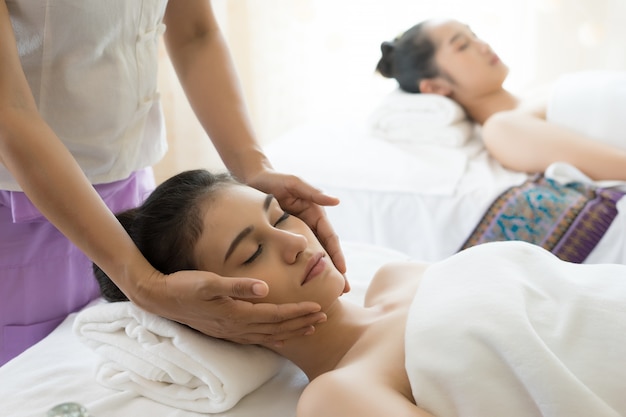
[376, 41, 396, 78]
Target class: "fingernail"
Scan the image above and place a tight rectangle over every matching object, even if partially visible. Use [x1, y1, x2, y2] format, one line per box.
[252, 283, 266, 296]
[315, 314, 327, 324]
[304, 327, 315, 336]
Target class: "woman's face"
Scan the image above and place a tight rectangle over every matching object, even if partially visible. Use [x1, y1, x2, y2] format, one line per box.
[193, 184, 348, 309]
[425, 19, 509, 98]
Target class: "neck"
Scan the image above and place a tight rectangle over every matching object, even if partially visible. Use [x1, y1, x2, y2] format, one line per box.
[454, 88, 519, 124]
[264, 300, 375, 380]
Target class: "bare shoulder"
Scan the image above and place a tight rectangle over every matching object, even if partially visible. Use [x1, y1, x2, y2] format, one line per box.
[297, 368, 434, 417]
[364, 261, 429, 308]
[516, 82, 552, 118]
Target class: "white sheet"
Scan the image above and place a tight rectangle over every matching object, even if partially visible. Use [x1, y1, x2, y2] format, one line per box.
[266, 121, 527, 261]
[265, 121, 626, 264]
[0, 242, 410, 417]
[266, 121, 474, 197]
[406, 241, 626, 417]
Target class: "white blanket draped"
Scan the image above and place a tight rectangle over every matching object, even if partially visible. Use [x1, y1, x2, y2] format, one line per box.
[73, 301, 284, 414]
[405, 241, 626, 417]
[547, 70, 626, 152]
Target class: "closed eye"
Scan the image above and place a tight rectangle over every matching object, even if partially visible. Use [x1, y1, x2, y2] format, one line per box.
[243, 212, 290, 265]
[244, 245, 262, 265]
[274, 212, 290, 226]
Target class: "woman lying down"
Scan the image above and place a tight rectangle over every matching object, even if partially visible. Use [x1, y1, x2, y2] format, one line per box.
[94, 169, 626, 417]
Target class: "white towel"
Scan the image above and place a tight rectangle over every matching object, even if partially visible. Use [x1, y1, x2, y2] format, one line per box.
[405, 241, 626, 417]
[547, 70, 626, 151]
[369, 89, 473, 147]
[73, 301, 284, 414]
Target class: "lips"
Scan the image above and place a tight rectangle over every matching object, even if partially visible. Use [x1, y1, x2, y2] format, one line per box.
[302, 253, 325, 285]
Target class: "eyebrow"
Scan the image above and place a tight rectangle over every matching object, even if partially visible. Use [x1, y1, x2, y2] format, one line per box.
[224, 194, 274, 261]
[449, 25, 472, 44]
[449, 32, 463, 44]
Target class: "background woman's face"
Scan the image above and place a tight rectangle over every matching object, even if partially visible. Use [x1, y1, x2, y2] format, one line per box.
[193, 185, 347, 308]
[426, 19, 509, 98]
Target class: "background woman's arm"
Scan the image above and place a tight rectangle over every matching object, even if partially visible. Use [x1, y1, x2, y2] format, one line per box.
[481, 109, 626, 181]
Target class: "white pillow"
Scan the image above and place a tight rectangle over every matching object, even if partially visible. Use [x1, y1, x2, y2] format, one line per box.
[369, 89, 472, 147]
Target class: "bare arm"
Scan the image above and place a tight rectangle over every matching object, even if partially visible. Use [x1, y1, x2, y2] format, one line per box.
[481, 109, 626, 181]
[162, 1, 346, 272]
[0, 0, 154, 302]
[162, 0, 265, 181]
[0, 0, 325, 344]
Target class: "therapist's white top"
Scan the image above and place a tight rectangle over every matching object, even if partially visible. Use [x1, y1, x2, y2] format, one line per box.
[2, 0, 169, 191]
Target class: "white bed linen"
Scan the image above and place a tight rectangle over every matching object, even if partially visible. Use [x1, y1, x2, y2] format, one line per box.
[0, 242, 410, 417]
[406, 241, 626, 417]
[265, 121, 626, 264]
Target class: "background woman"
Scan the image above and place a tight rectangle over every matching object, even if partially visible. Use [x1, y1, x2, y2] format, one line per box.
[376, 18, 626, 181]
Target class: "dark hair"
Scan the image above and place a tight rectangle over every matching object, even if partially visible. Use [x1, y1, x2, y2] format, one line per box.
[375, 21, 439, 93]
[93, 169, 238, 302]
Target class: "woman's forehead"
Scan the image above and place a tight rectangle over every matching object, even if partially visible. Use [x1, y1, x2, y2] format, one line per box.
[204, 185, 267, 219]
[425, 19, 467, 45]
[194, 185, 268, 267]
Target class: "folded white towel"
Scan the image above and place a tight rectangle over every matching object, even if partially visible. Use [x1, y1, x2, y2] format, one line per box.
[369, 89, 472, 147]
[547, 70, 626, 151]
[73, 301, 284, 414]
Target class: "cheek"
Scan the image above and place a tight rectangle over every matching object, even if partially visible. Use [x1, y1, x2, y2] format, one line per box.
[242, 267, 294, 305]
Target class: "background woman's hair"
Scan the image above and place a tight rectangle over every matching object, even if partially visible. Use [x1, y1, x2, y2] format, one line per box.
[375, 21, 439, 93]
[93, 169, 238, 302]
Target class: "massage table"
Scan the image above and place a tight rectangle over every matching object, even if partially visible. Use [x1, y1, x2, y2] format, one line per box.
[264, 75, 626, 265]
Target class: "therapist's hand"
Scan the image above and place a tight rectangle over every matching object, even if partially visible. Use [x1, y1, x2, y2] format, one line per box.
[140, 269, 328, 345]
[245, 169, 348, 275]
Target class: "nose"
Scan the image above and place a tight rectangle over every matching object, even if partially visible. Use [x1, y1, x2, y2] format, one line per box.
[276, 229, 307, 264]
[475, 38, 490, 54]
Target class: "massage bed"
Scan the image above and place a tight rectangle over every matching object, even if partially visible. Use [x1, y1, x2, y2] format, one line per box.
[0, 242, 410, 417]
[265, 71, 626, 265]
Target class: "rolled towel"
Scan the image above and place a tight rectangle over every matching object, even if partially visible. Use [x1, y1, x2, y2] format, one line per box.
[73, 301, 284, 413]
[372, 120, 475, 147]
[369, 89, 472, 147]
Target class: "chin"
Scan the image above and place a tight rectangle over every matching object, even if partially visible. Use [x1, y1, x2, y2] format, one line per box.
[499, 65, 510, 81]
[319, 274, 349, 310]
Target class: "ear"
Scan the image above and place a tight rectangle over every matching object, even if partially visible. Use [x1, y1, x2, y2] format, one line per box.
[419, 78, 452, 96]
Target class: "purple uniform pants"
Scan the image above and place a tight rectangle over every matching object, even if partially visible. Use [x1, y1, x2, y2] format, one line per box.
[0, 169, 155, 365]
